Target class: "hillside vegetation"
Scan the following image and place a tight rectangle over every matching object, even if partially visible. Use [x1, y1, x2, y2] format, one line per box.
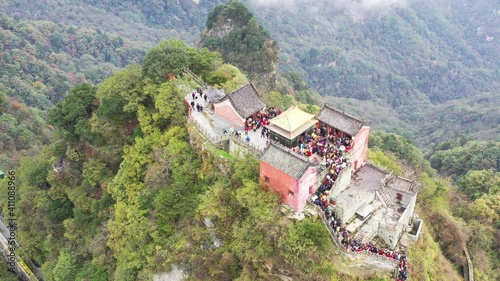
[250, 0, 499, 146]
[1, 0, 498, 147]
[0, 41, 342, 280]
[0, 12, 147, 166]
[0, 1, 497, 280]
[200, 0, 279, 90]
[0, 13, 145, 108]
[0, 39, 476, 281]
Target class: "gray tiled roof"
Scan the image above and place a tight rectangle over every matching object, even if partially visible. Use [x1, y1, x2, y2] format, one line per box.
[224, 83, 266, 118]
[316, 104, 366, 136]
[260, 143, 314, 179]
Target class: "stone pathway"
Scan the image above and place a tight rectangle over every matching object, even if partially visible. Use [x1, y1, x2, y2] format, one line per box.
[184, 90, 269, 151]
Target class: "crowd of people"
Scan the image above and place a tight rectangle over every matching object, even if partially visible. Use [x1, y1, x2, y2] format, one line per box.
[191, 87, 207, 101]
[317, 206, 408, 281]
[397, 258, 409, 281]
[244, 107, 280, 134]
[306, 127, 352, 210]
[294, 127, 352, 158]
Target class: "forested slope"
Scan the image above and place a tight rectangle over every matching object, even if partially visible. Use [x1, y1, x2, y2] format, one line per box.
[249, 0, 499, 146]
[0, 1, 497, 280]
[0, 0, 225, 44]
[0, 39, 472, 281]
[0, 12, 145, 166]
[0, 13, 145, 108]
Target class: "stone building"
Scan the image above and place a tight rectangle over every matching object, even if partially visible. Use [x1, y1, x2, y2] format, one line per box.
[337, 164, 421, 249]
[213, 83, 266, 127]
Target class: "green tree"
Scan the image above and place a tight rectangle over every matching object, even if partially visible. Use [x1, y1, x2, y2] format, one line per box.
[75, 263, 109, 281]
[48, 83, 97, 141]
[142, 39, 220, 84]
[52, 249, 80, 281]
[278, 219, 330, 266]
[458, 169, 499, 200]
[142, 40, 193, 84]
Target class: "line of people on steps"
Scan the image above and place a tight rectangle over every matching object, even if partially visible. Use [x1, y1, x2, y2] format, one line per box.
[320, 206, 408, 281]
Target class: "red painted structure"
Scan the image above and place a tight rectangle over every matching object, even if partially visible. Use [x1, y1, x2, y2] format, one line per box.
[260, 161, 318, 211]
[260, 104, 370, 211]
[213, 83, 266, 128]
[350, 126, 370, 171]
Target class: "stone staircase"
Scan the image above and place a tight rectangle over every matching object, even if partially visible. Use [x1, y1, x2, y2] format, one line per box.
[378, 187, 394, 208]
[354, 231, 365, 244]
[181, 68, 207, 88]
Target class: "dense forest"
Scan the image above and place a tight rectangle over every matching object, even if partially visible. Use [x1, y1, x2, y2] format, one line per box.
[0, 0, 498, 280]
[0, 12, 146, 168]
[249, 0, 499, 147]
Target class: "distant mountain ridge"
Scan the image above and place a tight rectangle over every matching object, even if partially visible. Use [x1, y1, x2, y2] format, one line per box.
[0, 12, 146, 167]
[248, 0, 499, 146]
[0, 0, 498, 148]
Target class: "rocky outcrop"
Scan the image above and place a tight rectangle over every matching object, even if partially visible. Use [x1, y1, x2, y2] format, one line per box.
[199, 1, 279, 94]
[202, 17, 238, 39]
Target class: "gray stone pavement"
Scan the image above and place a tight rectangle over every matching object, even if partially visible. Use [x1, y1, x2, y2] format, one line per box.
[184, 90, 270, 151]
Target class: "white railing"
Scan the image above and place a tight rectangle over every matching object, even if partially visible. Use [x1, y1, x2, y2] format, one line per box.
[186, 117, 228, 144]
[228, 134, 265, 156]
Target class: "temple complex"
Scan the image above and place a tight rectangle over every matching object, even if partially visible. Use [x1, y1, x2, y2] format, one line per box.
[257, 103, 421, 251]
[184, 80, 422, 258]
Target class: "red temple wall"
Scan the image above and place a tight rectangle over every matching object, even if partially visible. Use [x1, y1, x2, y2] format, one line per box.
[351, 126, 370, 171]
[260, 161, 294, 205]
[260, 162, 317, 211]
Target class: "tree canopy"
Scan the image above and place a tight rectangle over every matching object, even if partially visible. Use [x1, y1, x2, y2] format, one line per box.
[142, 39, 221, 84]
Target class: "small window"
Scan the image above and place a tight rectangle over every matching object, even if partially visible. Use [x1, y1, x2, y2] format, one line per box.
[264, 176, 270, 183]
[288, 190, 294, 197]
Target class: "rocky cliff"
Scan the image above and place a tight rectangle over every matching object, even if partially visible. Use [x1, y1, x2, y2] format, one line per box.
[199, 1, 279, 93]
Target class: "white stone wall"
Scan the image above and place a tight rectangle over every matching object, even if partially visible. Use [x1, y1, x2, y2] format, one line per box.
[378, 223, 398, 249]
[387, 188, 413, 207]
[398, 195, 417, 229]
[336, 190, 374, 223]
[408, 219, 423, 242]
[330, 164, 353, 198]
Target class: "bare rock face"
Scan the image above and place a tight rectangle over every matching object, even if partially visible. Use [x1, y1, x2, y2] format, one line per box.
[204, 17, 238, 39]
[153, 265, 186, 281]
